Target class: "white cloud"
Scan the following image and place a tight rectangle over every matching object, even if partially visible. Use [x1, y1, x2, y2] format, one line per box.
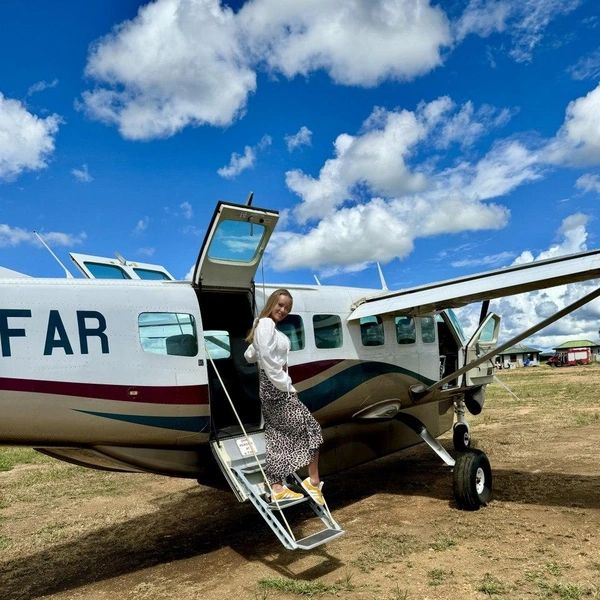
[217, 134, 271, 179]
[575, 173, 600, 194]
[285, 126, 312, 152]
[451, 251, 515, 269]
[269, 192, 509, 272]
[0, 93, 62, 181]
[26, 79, 59, 97]
[239, 0, 451, 87]
[180, 201, 193, 219]
[275, 96, 543, 271]
[455, 213, 596, 351]
[455, 0, 582, 63]
[287, 99, 518, 224]
[463, 139, 542, 200]
[80, 0, 256, 140]
[0, 225, 86, 248]
[568, 48, 600, 81]
[434, 102, 513, 149]
[72, 164, 93, 182]
[287, 106, 429, 222]
[136, 247, 155, 257]
[544, 84, 600, 166]
[79, 0, 453, 140]
[134, 216, 149, 235]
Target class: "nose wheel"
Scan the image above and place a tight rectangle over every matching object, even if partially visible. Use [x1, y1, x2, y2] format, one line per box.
[452, 449, 492, 510]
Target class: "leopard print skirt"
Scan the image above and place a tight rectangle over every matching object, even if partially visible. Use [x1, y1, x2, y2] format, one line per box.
[260, 371, 323, 484]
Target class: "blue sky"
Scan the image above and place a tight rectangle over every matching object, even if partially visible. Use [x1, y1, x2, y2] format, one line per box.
[1, 0, 600, 350]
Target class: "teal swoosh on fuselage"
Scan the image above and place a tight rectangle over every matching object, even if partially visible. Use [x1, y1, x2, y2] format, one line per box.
[74, 410, 210, 433]
[299, 360, 436, 412]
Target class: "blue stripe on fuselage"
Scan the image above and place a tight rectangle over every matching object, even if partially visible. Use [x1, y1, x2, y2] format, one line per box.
[74, 410, 210, 432]
[299, 360, 435, 412]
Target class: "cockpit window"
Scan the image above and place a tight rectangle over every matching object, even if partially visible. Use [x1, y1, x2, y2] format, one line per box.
[207, 219, 267, 263]
[138, 312, 198, 356]
[133, 268, 172, 280]
[84, 262, 131, 279]
[445, 309, 466, 343]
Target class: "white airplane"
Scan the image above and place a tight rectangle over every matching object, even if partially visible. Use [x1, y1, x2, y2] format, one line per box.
[2, 199, 600, 550]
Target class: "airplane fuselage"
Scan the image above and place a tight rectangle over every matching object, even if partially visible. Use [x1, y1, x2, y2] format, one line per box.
[0, 276, 466, 483]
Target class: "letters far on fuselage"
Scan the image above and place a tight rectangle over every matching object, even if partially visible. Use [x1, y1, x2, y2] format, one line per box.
[0, 309, 109, 357]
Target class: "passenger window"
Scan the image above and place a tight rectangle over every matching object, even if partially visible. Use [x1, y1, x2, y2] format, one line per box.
[313, 314, 343, 349]
[421, 317, 436, 343]
[360, 316, 384, 346]
[138, 312, 198, 356]
[395, 316, 416, 344]
[277, 314, 305, 351]
[204, 330, 231, 359]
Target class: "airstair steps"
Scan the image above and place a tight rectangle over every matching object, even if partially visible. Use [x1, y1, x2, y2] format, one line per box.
[295, 528, 346, 551]
[210, 430, 344, 550]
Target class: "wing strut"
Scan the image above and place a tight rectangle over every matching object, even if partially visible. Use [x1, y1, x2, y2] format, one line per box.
[410, 283, 600, 402]
[478, 299, 490, 325]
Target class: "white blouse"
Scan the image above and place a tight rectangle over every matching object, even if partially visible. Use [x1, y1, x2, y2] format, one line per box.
[244, 317, 296, 393]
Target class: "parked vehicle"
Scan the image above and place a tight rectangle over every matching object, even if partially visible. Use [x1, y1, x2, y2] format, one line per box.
[547, 347, 591, 366]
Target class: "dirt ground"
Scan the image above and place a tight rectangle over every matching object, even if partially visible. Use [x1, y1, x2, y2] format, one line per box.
[1, 366, 599, 600]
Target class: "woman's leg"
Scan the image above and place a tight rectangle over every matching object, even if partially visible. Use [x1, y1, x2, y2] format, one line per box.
[307, 450, 320, 486]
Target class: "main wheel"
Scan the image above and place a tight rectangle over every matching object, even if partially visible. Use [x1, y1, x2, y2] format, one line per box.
[452, 449, 492, 510]
[452, 422, 471, 451]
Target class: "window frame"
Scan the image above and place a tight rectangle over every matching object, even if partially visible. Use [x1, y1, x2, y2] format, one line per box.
[313, 314, 344, 349]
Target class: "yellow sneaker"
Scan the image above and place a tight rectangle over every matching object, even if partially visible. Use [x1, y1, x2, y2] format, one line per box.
[301, 477, 325, 505]
[270, 486, 303, 502]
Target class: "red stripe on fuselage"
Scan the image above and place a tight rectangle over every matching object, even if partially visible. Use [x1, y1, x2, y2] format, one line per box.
[289, 360, 343, 382]
[0, 377, 209, 405]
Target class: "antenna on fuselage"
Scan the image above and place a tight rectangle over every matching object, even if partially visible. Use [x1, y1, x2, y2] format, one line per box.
[115, 251, 127, 265]
[376, 262, 388, 291]
[246, 191, 254, 206]
[33, 231, 74, 278]
[314, 274, 321, 285]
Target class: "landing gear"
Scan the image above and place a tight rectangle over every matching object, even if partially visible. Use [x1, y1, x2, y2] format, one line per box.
[394, 411, 493, 510]
[452, 422, 471, 451]
[453, 400, 471, 451]
[452, 449, 492, 510]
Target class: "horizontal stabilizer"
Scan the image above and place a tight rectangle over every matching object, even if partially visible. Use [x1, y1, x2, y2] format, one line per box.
[349, 248, 600, 319]
[0, 266, 30, 278]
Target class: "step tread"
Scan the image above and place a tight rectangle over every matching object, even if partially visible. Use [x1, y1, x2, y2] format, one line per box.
[267, 496, 309, 510]
[295, 527, 345, 550]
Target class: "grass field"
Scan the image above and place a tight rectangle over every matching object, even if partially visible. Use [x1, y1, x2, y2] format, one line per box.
[1, 364, 599, 599]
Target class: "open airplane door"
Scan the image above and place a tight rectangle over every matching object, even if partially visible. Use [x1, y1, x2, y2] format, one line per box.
[192, 201, 279, 291]
[464, 313, 501, 386]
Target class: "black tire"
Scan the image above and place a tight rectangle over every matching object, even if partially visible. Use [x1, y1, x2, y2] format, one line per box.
[452, 423, 471, 451]
[453, 449, 492, 510]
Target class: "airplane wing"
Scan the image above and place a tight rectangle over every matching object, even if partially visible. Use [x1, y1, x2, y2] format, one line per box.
[348, 248, 600, 319]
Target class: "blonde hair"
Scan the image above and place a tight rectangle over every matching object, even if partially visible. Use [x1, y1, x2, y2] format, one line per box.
[245, 288, 293, 343]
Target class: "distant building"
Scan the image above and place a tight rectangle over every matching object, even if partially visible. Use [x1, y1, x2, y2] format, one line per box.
[494, 345, 540, 368]
[548, 340, 600, 365]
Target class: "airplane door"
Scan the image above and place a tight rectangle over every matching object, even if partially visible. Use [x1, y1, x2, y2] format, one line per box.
[464, 313, 501, 386]
[192, 201, 279, 291]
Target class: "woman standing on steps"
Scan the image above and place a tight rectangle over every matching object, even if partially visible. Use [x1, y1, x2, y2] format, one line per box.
[244, 288, 325, 505]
